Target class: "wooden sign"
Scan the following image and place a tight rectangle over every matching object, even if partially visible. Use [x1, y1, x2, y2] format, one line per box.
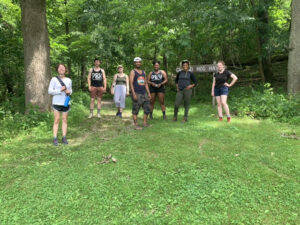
[176, 64, 217, 73]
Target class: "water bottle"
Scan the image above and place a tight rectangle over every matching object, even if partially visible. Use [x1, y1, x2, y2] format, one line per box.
[64, 95, 70, 107]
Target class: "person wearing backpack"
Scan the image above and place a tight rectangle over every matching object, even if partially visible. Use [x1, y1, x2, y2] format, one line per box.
[48, 64, 72, 146]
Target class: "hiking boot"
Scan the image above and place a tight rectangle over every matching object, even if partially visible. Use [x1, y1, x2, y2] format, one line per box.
[62, 137, 68, 145]
[219, 117, 223, 121]
[116, 111, 120, 116]
[227, 117, 231, 123]
[53, 138, 59, 146]
[88, 113, 93, 119]
[97, 113, 101, 118]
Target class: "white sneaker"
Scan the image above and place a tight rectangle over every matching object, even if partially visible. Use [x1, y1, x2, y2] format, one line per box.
[88, 114, 93, 119]
[97, 113, 101, 118]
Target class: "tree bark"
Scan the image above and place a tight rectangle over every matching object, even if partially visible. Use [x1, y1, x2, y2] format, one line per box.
[288, 0, 300, 94]
[21, 0, 51, 111]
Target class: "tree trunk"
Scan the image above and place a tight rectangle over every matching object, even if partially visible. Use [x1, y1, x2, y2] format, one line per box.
[21, 0, 51, 111]
[288, 0, 300, 94]
[251, 0, 274, 83]
[81, 56, 86, 90]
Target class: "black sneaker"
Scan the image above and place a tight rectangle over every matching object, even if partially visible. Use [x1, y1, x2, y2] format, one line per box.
[62, 137, 68, 145]
[116, 111, 120, 116]
[53, 138, 59, 146]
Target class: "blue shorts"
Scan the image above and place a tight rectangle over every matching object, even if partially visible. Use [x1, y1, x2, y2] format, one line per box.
[214, 86, 229, 96]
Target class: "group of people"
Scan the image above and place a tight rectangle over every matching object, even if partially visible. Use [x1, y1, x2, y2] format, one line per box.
[48, 57, 238, 146]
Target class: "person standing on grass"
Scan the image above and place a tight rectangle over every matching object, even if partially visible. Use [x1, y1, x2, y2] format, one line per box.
[111, 65, 129, 118]
[87, 58, 107, 118]
[129, 57, 151, 129]
[147, 60, 168, 120]
[211, 60, 238, 122]
[48, 64, 72, 146]
[173, 60, 197, 123]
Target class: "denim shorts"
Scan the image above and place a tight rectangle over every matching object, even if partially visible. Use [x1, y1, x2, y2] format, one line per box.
[214, 86, 229, 96]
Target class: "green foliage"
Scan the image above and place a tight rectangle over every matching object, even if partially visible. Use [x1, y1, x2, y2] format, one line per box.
[230, 83, 300, 123]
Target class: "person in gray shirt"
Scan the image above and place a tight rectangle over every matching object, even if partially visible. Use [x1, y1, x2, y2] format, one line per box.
[173, 60, 197, 123]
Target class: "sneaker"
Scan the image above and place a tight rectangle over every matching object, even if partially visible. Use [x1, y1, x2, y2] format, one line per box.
[97, 113, 101, 118]
[88, 113, 93, 119]
[62, 137, 68, 145]
[219, 117, 223, 121]
[53, 138, 59, 146]
[118, 113, 122, 118]
[116, 111, 120, 116]
[227, 117, 231, 123]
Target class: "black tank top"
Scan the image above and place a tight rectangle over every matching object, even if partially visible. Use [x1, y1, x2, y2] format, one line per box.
[150, 71, 164, 85]
[133, 70, 146, 94]
[91, 68, 103, 87]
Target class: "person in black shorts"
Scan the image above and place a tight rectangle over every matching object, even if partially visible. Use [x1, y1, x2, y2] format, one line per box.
[48, 64, 72, 146]
[129, 57, 151, 129]
[147, 60, 168, 119]
[211, 60, 238, 122]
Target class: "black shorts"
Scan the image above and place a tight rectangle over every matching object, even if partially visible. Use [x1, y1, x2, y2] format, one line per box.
[149, 86, 165, 93]
[52, 105, 70, 112]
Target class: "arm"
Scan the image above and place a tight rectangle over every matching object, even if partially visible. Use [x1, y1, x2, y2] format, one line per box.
[65, 79, 72, 95]
[129, 70, 137, 101]
[125, 75, 130, 95]
[102, 69, 107, 92]
[48, 78, 63, 95]
[175, 72, 179, 92]
[211, 77, 216, 96]
[145, 72, 151, 100]
[159, 70, 168, 87]
[111, 74, 117, 95]
[226, 74, 238, 87]
[87, 68, 92, 91]
[147, 72, 154, 86]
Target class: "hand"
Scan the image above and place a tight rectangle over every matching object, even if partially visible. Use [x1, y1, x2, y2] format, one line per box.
[186, 85, 192, 90]
[148, 94, 152, 100]
[133, 94, 137, 101]
[126, 92, 130, 96]
[61, 86, 66, 91]
[211, 91, 214, 97]
[65, 90, 71, 95]
[157, 84, 161, 88]
[224, 83, 230, 87]
[103, 88, 107, 93]
[88, 86, 91, 92]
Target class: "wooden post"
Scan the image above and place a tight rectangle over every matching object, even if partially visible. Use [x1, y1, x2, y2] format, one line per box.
[212, 61, 216, 107]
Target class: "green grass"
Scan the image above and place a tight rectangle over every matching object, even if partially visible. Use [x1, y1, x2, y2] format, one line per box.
[0, 100, 299, 225]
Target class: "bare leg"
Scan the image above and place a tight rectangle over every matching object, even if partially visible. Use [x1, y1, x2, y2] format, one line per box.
[62, 112, 68, 137]
[150, 93, 157, 112]
[221, 95, 230, 117]
[216, 96, 223, 118]
[157, 92, 166, 112]
[143, 113, 148, 126]
[97, 97, 102, 110]
[89, 98, 95, 118]
[53, 110, 60, 138]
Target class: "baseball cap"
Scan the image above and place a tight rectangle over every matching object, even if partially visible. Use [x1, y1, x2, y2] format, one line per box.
[133, 57, 142, 62]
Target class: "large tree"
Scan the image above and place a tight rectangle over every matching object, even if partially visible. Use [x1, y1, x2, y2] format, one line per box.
[288, 0, 300, 94]
[21, 0, 51, 111]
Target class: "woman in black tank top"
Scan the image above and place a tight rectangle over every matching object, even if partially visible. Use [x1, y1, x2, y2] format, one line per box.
[147, 60, 168, 119]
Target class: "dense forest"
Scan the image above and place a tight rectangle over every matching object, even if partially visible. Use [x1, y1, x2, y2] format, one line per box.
[0, 0, 294, 103]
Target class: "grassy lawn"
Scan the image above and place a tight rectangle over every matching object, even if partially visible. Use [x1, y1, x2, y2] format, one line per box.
[0, 100, 299, 224]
